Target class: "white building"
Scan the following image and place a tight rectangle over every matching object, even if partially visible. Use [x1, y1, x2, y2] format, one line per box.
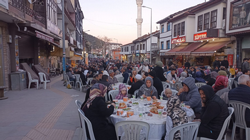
[120, 43, 133, 62]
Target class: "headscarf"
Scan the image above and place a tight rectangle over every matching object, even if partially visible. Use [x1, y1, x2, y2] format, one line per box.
[139, 77, 158, 97]
[82, 83, 107, 110]
[218, 70, 227, 76]
[179, 72, 187, 82]
[213, 75, 228, 93]
[115, 84, 128, 100]
[211, 71, 219, 80]
[177, 68, 183, 77]
[167, 96, 188, 139]
[195, 71, 206, 83]
[199, 85, 215, 104]
[156, 61, 163, 67]
[204, 70, 211, 75]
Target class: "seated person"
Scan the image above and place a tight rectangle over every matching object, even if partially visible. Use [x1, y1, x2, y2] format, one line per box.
[163, 88, 172, 100]
[128, 74, 144, 96]
[81, 83, 117, 140]
[91, 74, 99, 86]
[142, 72, 149, 82]
[138, 77, 158, 99]
[66, 67, 75, 81]
[165, 96, 188, 140]
[115, 84, 128, 100]
[166, 68, 179, 83]
[195, 71, 206, 83]
[228, 74, 250, 128]
[98, 74, 112, 99]
[121, 67, 129, 83]
[75, 68, 86, 85]
[179, 72, 187, 83]
[213, 75, 228, 93]
[177, 77, 202, 114]
[108, 70, 118, 84]
[206, 71, 218, 87]
[197, 85, 229, 139]
[128, 68, 137, 85]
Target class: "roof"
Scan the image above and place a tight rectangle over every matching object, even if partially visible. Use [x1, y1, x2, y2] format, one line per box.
[133, 30, 160, 43]
[120, 43, 134, 47]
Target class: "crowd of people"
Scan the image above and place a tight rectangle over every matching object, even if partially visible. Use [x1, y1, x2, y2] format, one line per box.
[65, 57, 250, 140]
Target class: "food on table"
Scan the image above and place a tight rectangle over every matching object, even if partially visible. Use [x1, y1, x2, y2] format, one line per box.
[123, 108, 131, 111]
[147, 96, 151, 101]
[119, 102, 127, 109]
[123, 97, 128, 102]
[129, 101, 132, 103]
[148, 113, 153, 116]
[127, 111, 134, 117]
[150, 107, 158, 114]
[153, 99, 158, 102]
[185, 105, 191, 109]
[163, 112, 167, 115]
[132, 102, 139, 105]
[117, 110, 124, 116]
[157, 105, 164, 109]
[152, 102, 161, 106]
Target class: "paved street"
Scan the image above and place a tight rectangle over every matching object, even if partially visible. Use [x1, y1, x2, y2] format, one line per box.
[0, 76, 85, 140]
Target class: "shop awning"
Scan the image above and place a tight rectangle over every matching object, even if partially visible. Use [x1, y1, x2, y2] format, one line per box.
[175, 42, 205, 55]
[165, 45, 187, 55]
[191, 41, 231, 56]
[70, 56, 82, 60]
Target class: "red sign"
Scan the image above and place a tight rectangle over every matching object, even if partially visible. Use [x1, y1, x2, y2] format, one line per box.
[171, 36, 186, 44]
[228, 54, 234, 66]
[35, 31, 54, 43]
[193, 32, 210, 41]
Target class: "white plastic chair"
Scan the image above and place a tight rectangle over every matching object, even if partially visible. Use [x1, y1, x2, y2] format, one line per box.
[38, 72, 50, 89]
[75, 74, 81, 88]
[171, 89, 178, 96]
[169, 122, 200, 140]
[195, 83, 206, 88]
[162, 82, 171, 89]
[229, 101, 250, 140]
[234, 80, 238, 88]
[75, 100, 83, 128]
[198, 107, 234, 140]
[27, 72, 39, 89]
[66, 75, 74, 87]
[78, 109, 96, 140]
[86, 78, 93, 85]
[108, 90, 119, 101]
[117, 77, 124, 83]
[134, 89, 139, 98]
[115, 121, 150, 140]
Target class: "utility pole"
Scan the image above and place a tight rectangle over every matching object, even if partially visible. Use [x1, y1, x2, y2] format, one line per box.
[62, 0, 66, 79]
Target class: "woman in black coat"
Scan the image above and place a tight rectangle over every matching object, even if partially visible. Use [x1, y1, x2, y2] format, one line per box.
[81, 83, 117, 140]
[153, 61, 167, 81]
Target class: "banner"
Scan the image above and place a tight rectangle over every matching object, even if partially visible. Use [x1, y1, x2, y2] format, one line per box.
[228, 54, 234, 66]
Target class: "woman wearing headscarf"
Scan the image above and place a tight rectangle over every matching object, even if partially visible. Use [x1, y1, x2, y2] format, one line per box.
[198, 85, 229, 139]
[153, 61, 167, 81]
[81, 83, 117, 140]
[128, 68, 138, 85]
[165, 96, 188, 140]
[177, 67, 183, 77]
[179, 72, 187, 82]
[206, 71, 218, 86]
[204, 70, 211, 81]
[213, 75, 228, 94]
[138, 77, 158, 99]
[115, 84, 128, 100]
[195, 71, 206, 83]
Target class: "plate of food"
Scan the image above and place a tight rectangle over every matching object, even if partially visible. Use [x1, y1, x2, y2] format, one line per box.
[150, 107, 158, 114]
[156, 105, 164, 109]
[152, 102, 161, 105]
[119, 102, 127, 109]
[132, 102, 139, 105]
[123, 108, 131, 111]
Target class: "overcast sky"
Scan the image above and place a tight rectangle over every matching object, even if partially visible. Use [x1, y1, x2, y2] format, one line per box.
[79, 0, 206, 45]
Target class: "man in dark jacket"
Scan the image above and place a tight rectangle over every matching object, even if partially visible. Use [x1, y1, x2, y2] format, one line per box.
[184, 61, 191, 69]
[128, 74, 144, 96]
[98, 75, 112, 100]
[229, 74, 250, 127]
[153, 61, 167, 81]
[168, 60, 173, 67]
[221, 56, 229, 69]
[121, 67, 129, 83]
[213, 57, 221, 69]
[242, 58, 250, 72]
[177, 77, 202, 113]
[197, 85, 229, 139]
[149, 71, 163, 98]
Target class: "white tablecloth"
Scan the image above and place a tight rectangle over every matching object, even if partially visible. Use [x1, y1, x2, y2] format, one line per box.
[110, 100, 168, 140]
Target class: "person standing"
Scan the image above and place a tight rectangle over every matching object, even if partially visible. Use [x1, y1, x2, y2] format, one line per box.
[153, 61, 167, 81]
[149, 71, 163, 98]
[221, 56, 229, 69]
[213, 57, 221, 70]
[184, 60, 191, 69]
[242, 58, 250, 72]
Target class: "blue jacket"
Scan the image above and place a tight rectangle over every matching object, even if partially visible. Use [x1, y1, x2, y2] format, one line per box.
[122, 72, 129, 83]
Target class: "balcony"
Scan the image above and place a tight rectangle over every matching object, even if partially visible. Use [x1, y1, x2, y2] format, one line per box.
[9, 0, 46, 26]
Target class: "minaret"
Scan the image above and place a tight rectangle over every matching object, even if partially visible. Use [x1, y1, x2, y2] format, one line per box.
[136, 0, 143, 38]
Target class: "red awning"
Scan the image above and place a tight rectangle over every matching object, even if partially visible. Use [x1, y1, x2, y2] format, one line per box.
[165, 45, 187, 55]
[191, 41, 231, 56]
[175, 42, 205, 55]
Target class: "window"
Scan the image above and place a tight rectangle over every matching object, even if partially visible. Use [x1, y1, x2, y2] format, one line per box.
[121, 48, 123, 52]
[143, 44, 145, 50]
[204, 13, 210, 30]
[177, 23, 181, 36]
[161, 42, 164, 49]
[167, 23, 171, 31]
[223, 7, 226, 20]
[181, 22, 185, 35]
[47, 0, 57, 25]
[174, 25, 177, 37]
[198, 15, 203, 31]
[167, 41, 170, 49]
[137, 45, 139, 50]
[161, 24, 164, 33]
[140, 44, 142, 50]
[211, 10, 217, 28]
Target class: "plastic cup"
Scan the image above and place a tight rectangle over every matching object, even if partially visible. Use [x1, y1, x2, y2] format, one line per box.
[123, 97, 128, 102]
[132, 95, 135, 99]
[147, 96, 151, 101]
[160, 96, 163, 101]
[117, 110, 124, 116]
[127, 111, 134, 117]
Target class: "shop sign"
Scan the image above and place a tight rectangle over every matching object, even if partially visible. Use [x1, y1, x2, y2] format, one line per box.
[228, 54, 234, 66]
[35, 31, 54, 43]
[194, 32, 209, 41]
[136, 50, 139, 56]
[224, 48, 234, 55]
[0, 0, 8, 10]
[147, 53, 150, 58]
[171, 36, 186, 44]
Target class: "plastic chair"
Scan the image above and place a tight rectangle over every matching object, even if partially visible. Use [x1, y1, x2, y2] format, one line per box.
[66, 75, 74, 87]
[108, 90, 119, 101]
[234, 80, 238, 88]
[75, 74, 81, 88]
[75, 100, 83, 128]
[78, 109, 96, 140]
[134, 89, 139, 98]
[229, 78, 234, 90]
[198, 107, 234, 140]
[162, 82, 171, 89]
[38, 72, 50, 89]
[27, 72, 39, 89]
[115, 121, 150, 140]
[229, 101, 250, 140]
[117, 77, 124, 83]
[171, 89, 178, 96]
[86, 78, 93, 85]
[169, 122, 200, 140]
[195, 83, 206, 88]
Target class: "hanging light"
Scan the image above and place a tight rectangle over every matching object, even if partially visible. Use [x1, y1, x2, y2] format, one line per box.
[201, 40, 203, 42]
[214, 50, 217, 53]
[213, 38, 215, 41]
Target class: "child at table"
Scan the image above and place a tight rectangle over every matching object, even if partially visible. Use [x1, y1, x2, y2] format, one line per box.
[115, 84, 127, 100]
[163, 88, 172, 100]
[138, 77, 158, 99]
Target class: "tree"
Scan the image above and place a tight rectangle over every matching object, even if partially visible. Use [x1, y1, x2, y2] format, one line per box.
[98, 36, 112, 57]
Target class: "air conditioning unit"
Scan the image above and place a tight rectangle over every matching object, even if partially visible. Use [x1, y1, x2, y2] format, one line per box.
[222, 19, 226, 29]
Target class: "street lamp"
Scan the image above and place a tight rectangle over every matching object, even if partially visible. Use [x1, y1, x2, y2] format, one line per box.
[142, 6, 152, 64]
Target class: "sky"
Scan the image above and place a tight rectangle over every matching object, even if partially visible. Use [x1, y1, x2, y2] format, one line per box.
[79, 0, 206, 45]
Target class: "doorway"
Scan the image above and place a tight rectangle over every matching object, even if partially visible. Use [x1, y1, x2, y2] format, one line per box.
[0, 27, 4, 86]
